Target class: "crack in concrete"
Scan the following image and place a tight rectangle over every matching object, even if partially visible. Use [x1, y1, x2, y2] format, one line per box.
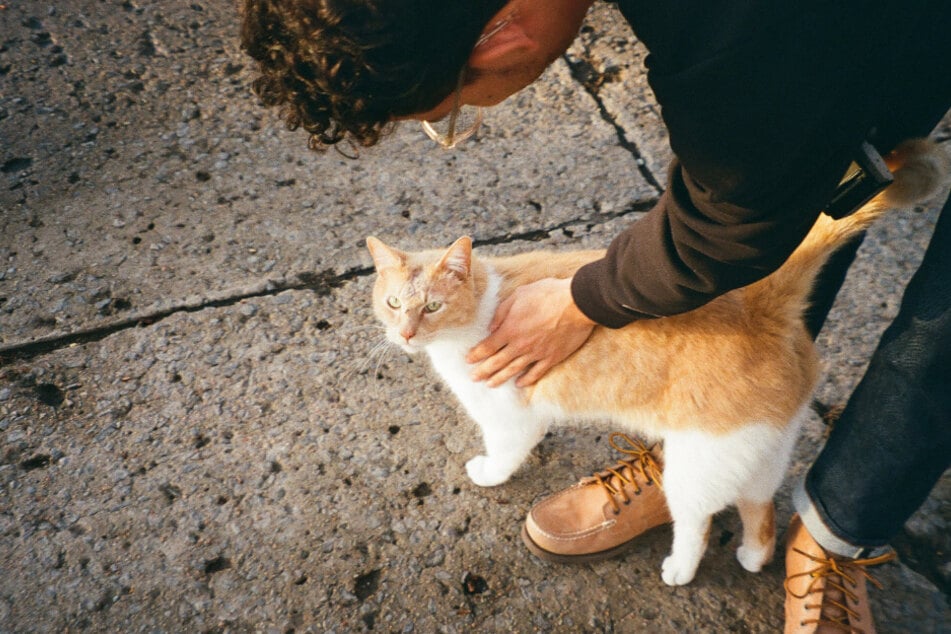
[0, 272, 358, 363]
[562, 52, 666, 194]
[0, 198, 658, 362]
[2, 50, 667, 365]
[472, 197, 656, 247]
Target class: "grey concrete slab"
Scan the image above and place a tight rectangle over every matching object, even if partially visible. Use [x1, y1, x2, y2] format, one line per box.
[2, 262, 947, 632]
[1, 0, 949, 632]
[0, 0, 654, 347]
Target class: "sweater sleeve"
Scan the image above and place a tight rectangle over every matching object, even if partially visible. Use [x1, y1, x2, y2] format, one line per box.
[571, 159, 835, 328]
[571, 0, 893, 328]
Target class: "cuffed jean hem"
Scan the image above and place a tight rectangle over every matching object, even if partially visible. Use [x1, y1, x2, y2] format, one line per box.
[792, 476, 893, 559]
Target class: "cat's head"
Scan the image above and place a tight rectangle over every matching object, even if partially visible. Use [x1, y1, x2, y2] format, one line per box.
[366, 236, 479, 353]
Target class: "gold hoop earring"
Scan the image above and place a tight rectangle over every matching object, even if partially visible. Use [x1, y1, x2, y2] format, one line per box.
[421, 67, 483, 149]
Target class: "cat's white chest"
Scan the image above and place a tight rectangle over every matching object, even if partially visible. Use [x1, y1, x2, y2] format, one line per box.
[426, 338, 484, 387]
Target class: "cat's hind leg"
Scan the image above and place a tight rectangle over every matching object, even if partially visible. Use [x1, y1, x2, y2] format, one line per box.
[660, 423, 791, 586]
[660, 430, 735, 586]
[735, 499, 775, 573]
[661, 506, 713, 587]
[735, 410, 804, 572]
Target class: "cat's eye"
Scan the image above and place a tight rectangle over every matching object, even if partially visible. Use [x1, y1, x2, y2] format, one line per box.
[423, 301, 442, 313]
[386, 296, 401, 309]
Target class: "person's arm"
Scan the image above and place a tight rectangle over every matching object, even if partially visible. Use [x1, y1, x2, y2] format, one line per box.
[570, 156, 839, 328]
[470, 0, 882, 384]
[467, 152, 842, 387]
[572, 0, 886, 326]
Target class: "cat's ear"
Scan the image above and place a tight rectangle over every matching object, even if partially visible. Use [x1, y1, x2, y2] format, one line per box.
[437, 236, 472, 281]
[366, 236, 406, 272]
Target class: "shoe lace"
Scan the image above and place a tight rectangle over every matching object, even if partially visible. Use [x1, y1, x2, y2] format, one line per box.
[581, 433, 663, 514]
[784, 548, 896, 633]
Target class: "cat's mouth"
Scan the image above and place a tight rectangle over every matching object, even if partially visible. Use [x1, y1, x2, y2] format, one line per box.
[391, 335, 425, 354]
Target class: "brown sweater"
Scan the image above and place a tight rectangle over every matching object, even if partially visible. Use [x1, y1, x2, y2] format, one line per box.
[572, 0, 948, 327]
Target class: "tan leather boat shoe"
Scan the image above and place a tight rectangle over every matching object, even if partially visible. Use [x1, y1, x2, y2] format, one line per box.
[522, 433, 671, 563]
[784, 514, 895, 633]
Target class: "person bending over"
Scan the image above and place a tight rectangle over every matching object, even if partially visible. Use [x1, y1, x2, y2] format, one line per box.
[241, 1, 951, 630]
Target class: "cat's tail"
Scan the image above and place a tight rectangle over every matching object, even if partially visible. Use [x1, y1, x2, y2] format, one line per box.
[743, 138, 949, 323]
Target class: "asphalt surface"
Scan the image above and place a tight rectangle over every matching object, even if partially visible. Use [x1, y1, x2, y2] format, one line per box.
[1, 1, 949, 632]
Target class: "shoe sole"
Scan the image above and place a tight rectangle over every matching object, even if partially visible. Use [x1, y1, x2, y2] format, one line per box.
[520, 522, 668, 565]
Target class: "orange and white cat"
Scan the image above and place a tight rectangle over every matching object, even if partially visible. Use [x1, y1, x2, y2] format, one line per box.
[366, 139, 946, 586]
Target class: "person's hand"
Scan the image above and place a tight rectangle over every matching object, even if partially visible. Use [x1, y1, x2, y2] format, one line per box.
[466, 277, 596, 388]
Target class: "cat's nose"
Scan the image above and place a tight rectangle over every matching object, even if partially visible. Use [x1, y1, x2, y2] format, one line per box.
[400, 327, 416, 343]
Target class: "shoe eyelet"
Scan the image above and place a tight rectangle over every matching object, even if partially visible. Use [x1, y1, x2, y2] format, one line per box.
[613, 509, 620, 516]
[634, 490, 641, 496]
[623, 500, 631, 506]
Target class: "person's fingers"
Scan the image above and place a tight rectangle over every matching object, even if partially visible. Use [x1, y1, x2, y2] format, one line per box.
[467, 277, 592, 387]
[485, 355, 533, 388]
[467, 296, 515, 363]
[488, 294, 515, 332]
[515, 359, 552, 388]
[466, 332, 505, 366]
[471, 345, 521, 382]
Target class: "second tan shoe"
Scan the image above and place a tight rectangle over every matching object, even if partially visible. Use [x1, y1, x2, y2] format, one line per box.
[521, 433, 671, 563]
[784, 514, 895, 634]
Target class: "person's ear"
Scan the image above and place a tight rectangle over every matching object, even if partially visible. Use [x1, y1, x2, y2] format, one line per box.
[467, 20, 537, 70]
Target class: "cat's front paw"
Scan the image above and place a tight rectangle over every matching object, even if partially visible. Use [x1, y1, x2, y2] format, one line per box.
[661, 554, 699, 586]
[465, 455, 511, 487]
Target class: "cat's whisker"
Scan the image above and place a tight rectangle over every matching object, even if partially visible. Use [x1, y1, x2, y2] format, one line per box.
[371, 340, 395, 378]
[341, 335, 395, 382]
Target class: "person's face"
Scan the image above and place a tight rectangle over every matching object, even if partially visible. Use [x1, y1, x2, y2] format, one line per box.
[407, 0, 593, 123]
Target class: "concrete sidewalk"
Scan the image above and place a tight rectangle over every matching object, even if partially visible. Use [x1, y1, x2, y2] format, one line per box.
[1, 1, 948, 631]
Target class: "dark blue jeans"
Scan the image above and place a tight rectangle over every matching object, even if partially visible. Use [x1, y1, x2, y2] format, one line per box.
[797, 190, 951, 554]
[793, 0, 951, 552]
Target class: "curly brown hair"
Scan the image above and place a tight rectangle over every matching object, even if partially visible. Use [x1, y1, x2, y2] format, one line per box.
[240, 0, 507, 149]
